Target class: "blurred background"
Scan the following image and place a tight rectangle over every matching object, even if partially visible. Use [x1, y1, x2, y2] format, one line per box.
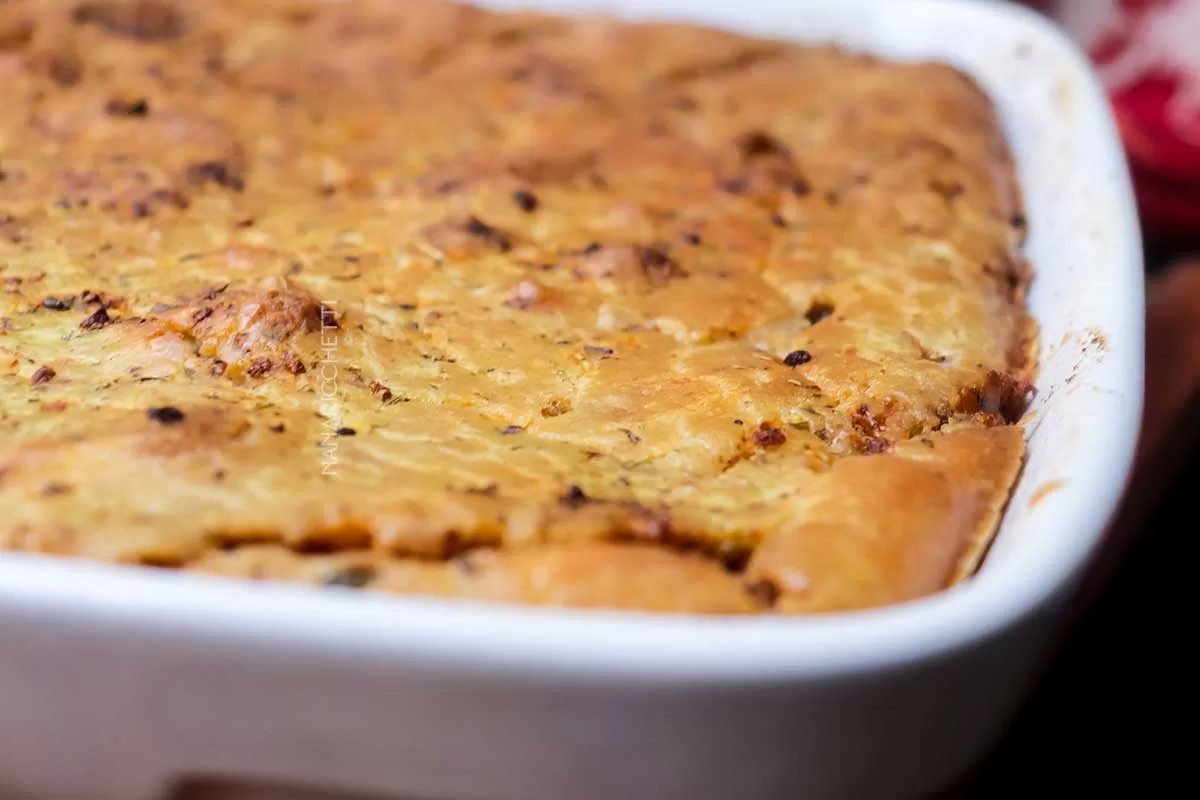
[961, 1, 1197, 795]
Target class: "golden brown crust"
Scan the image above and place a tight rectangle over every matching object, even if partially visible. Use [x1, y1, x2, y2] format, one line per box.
[0, 0, 1034, 613]
[191, 542, 762, 615]
[746, 425, 1024, 613]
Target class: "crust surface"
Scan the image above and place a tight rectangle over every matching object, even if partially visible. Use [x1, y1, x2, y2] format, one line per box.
[0, 0, 1034, 613]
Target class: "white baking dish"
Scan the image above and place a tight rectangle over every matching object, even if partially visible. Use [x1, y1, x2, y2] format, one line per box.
[0, 1, 1143, 798]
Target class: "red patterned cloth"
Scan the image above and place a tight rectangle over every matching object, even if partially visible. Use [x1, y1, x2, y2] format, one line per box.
[1023, 0, 1200, 239]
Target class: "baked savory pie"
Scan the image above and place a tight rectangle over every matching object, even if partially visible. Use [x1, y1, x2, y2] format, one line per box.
[0, 0, 1035, 613]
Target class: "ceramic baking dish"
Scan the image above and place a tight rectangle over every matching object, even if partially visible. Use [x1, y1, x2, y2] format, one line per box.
[0, 1, 1143, 798]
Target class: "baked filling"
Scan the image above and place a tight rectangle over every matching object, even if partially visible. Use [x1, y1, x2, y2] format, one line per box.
[0, 0, 1035, 613]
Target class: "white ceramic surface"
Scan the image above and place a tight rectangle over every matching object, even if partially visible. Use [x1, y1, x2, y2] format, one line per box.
[0, 2, 1143, 799]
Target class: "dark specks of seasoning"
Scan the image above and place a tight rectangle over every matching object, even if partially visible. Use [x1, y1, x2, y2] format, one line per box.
[733, 419, 744, 426]
[512, 188, 539, 212]
[185, 160, 244, 192]
[500, 425, 523, 435]
[213, 469, 226, 481]
[79, 307, 111, 330]
[246, 357, 274, 377]
[147, 405, 185, 424]
[682, 232, 702, 246]
[323, 564, 375, 589]
[770, 213, 787, 229]
[783, 349, 812, 367]
[235, 216, 255, 228]
[42, 296, 71, 311]
[637, 244, 687, 284]
[191, 306, 213, 324]
[621, 428, 641, 444]
[201, 284, 229, 301]
[269, 423, 286, 433]
[736, 129, 791, 160]
[30, 366, 56, 385]
[584, 344, 614, 357]
[559, 484, 590, 509]
[824, 189, 840, 206]
[582, 241, 602, 255]
[1010, 211, 1027, 231]
[336, 426, 356, 436]
[105, 97, 149, 117]
[464, 215, 512, 252]
[805, 302, 835, 325]
[790, 178, 811, 197]
[41, 482, 72, 497]
[753, 423, 787, 447]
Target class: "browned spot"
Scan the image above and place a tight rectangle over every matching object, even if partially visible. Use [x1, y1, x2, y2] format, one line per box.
[957, 371, 1034, 425]
[1028, 479, 1067, 509]
[105, 96, 149, 117]
[753, 422, 786, 448]
[73, 1, 185, 42]
[566, 242, 687, 285]
[0, 12, 35, 52]
[79, 307, 113, 330]
[541, 397, 572, 417]
[46, 51, 84, 86]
